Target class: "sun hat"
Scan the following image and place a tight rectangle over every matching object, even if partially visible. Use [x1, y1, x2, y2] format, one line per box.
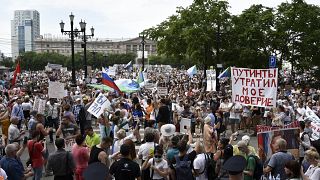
[160, 124, 176, 137]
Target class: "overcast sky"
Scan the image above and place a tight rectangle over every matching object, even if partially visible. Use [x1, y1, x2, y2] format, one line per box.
[1, 0, 320, 56]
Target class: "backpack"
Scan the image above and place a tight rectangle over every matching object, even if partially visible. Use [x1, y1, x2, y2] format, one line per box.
[200, 153, 217, 180]
[174, 155, 193, 180]
[248, 155, 263, 180]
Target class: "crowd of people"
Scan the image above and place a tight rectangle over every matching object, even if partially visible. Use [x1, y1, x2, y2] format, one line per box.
[0, 64, 319, 180]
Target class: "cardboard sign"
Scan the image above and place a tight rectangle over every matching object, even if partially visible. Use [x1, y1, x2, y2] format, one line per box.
[231, 67, 278, 107]
[180, 118, 191, 134]
[65, 138, 76, 152]
[157, 87, 168, 96]
[87, 94, 110, 118]
[37, 99, 47, 115]
[48, 81, 65, 99]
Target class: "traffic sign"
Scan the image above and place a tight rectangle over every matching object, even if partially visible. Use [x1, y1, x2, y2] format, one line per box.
[269, 56, 276, 68]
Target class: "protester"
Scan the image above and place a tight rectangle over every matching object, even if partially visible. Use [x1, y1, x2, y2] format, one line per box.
[303, 147, 320, 179]
[8, 116, 25, 144]
[84, 126, 100, 149]
[263, 138, 295, 179]
[47, 138, 75, 180]
[0, 144, 33, 179]
[88, 136, 112, 166]
[72, 134, 90, 180]
[27, 131, 45, 180]
[109, 144, 141, 180]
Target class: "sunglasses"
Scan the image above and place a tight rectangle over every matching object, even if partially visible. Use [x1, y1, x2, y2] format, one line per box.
[154, 155, 162, 158]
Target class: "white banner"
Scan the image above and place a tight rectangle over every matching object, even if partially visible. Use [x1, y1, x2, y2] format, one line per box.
[304, 107, 320, 140]
[157, 87, 168, 96]
[65, 138, 76, 152]
[107, 67, 116, 76]
[206, 69, 216, 92]
[48, 81, 65, 99]
[231, 67, 278, 107]
[180, 118, 191, 134]
[87, 94, 110, 118]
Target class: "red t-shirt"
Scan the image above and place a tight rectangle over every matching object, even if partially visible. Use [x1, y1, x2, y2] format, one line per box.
[27, 140, 44, 168]
[71, 144, 89, 169]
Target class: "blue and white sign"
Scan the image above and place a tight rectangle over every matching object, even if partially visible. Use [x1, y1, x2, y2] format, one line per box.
[269, 56, 276, 68]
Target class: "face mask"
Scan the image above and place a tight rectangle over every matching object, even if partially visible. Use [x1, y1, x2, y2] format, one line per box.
[154, 157, 162, 162]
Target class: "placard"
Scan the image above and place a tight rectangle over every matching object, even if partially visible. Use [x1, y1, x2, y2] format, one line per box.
[180, 118, 191, 134]
[87, 94, 110, 118]
[231, 67, 278, 107]
[39, 99, 47, 115]
[257, 124, 299, 162]
[206, 70, 216, 91]
[304, 107, 320, 140]
[65, 138, 76, 152]
[108, 67, 116, 76]
[157, 87, 168, 96]
[48, 81, 65, 99]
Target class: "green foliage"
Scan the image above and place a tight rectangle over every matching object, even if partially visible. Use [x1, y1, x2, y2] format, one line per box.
[145, 0, 320, 80]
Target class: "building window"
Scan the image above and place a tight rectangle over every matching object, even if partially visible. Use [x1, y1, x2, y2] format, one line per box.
[133, 45, 137, 51]
[46, 44, 49, 47]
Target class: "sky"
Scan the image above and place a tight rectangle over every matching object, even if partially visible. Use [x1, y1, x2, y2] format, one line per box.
[1, 0, 320, 57]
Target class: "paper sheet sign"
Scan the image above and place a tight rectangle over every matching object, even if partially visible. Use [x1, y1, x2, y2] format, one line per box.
[87, 94, 110, 118]
[157, 87, 168, 96]
[231, 67, 278, 107]
[180, 118, 191, 134]
[48, 81, 65, 99]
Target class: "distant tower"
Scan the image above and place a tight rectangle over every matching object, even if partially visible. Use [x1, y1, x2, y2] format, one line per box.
[11, 10, 40, 60]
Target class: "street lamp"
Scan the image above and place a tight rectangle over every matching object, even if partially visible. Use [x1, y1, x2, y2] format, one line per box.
[139, 32, 146, 71]
[59, 13, 82, 85]
[79, 20, 94, 79]
[215, 23, 230, 91]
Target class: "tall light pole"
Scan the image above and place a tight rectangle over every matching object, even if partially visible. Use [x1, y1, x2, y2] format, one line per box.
[79, 20, 94, 79]
[60, 13, 82, 85]
[139, 33, 145, 71]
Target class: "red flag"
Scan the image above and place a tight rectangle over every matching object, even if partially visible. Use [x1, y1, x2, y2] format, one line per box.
[11, 61, 21, 87]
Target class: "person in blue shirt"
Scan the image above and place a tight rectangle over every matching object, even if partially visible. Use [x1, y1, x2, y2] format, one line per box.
[0, 144, 33, 180]
[10, 97, 24, 129]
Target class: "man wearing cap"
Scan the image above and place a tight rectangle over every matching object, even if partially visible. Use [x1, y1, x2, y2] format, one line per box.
[223, 155, 247, 180]
[72, 98, 86, 135]
[236, 140, 257, 180]
[110, 144, 141, 180]
[10, 97, 24, 129]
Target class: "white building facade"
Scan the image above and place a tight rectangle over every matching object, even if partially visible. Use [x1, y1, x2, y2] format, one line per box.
[34, 36, 157, 56]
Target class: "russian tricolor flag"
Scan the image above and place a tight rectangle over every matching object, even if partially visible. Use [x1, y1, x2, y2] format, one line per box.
[101, 68, 121, 93]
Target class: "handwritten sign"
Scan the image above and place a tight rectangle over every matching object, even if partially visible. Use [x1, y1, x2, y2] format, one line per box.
[48, 81, 65, 99]
[65, 138, 76, 152]
[87, 94, 110, 118]
[180, 118, 191, 134]
[157, 87, 168, 96]
[231, 67, 278, 107]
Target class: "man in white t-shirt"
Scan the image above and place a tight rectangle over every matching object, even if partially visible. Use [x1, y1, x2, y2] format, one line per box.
[193, 153, 207, 180]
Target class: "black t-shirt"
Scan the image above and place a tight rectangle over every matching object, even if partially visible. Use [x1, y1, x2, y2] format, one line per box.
[157, 105, 170, 123]
[89, 145, 104, 164]
[110, 158, 140, 180]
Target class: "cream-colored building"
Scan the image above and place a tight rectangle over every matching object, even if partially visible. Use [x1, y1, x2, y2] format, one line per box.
[34, 35, 157, 56]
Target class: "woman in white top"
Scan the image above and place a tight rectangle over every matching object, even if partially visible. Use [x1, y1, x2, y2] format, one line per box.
[302, 147, 320, 180]
[141, 145, 168, 180]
